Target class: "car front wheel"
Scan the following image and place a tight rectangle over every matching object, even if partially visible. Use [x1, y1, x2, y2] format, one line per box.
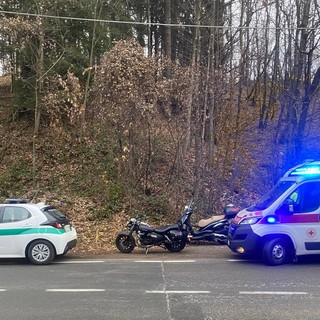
[27, 240, 55, 265]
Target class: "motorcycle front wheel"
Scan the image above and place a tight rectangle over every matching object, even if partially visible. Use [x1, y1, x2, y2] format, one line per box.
[115, 232, 136, 253]
[165, 240, 186, 252]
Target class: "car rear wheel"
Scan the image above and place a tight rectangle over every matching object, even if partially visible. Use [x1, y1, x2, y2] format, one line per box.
[27, 240, 55, 265]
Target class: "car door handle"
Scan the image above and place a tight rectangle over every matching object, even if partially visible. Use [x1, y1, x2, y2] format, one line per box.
[22, 223, 33, 227]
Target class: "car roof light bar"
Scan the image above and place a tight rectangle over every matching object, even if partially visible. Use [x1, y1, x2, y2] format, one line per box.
[4, 198, 30, 204]
[289, 166, 320, 176]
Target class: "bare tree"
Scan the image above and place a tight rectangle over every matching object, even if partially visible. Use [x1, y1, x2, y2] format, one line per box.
[275, 0, 320, 167]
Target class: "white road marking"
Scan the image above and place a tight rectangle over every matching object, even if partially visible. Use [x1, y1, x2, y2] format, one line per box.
[135, 260, 195, 263]
[146, 290, 211, 294]
[46, 289, 106, 292]
[228, 259, 246, 262]
[0, 289, 6, 292]
[55, 259, 196, 264]
[161, 261, 172, 320]
[55, 260, 105, 264]
[239, 291, 308, 295]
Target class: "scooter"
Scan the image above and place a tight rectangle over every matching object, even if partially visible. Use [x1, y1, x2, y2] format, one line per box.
[187, 204, 239, 244]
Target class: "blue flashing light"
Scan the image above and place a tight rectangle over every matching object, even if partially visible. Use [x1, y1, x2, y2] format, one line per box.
[290, 166, 320, 176]
[266, 216, 277, 224]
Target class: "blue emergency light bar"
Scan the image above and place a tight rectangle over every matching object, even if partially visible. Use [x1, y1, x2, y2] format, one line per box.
[289, 166, 320, 176]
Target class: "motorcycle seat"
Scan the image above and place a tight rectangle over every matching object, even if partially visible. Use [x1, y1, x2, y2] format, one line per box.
[198, 215, 225, 228]
[154, 223, 180, 234]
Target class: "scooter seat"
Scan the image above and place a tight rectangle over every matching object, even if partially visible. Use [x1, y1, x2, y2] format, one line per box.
[198, 215, 225, 227]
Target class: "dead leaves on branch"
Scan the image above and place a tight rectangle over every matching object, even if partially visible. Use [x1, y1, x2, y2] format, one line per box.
[42, 70, 84, 127]
[91, 39, 192, 124]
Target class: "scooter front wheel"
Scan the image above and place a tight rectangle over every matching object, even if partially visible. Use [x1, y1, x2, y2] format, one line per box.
[115, 232, 135, 253]
[165, 240, 186, 252]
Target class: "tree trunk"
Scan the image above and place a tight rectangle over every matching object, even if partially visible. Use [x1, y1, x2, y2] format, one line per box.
[33, 11, 45, 188]
[164, 0, 172, 60]
[83, 0, 102, 131]
[280, 0, 312, 167]
[183, 0, 201, 157]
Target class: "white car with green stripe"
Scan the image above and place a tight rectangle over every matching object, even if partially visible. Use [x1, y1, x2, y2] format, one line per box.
[0, 200, 77, 265]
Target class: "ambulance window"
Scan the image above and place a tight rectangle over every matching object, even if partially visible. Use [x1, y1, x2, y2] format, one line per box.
[248, 181, 295, 211]
[287, 182, 320, 213]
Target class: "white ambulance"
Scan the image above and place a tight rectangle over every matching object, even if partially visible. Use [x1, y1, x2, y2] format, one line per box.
[228, 160, 320, 265]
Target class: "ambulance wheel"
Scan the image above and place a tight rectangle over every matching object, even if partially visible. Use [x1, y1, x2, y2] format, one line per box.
[263, 238, 289, 266]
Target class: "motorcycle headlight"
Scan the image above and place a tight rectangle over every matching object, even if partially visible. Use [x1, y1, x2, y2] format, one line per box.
[127, 218, 137, 227]
[239, 217, 261, 225]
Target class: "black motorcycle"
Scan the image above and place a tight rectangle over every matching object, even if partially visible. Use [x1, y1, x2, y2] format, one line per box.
[187, 203, 239, 244]
[115, 210, 190, 253]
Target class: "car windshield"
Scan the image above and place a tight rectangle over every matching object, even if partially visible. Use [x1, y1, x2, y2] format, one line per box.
[247, 181, 295, 211]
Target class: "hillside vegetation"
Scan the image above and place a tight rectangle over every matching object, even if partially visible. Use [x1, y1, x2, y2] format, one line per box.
[1, 39, 320, 254]
[0, 42, 256, 254]
[1, 1, 320, 254]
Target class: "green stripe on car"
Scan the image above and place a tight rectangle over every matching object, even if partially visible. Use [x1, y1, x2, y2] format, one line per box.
[0, 228, 66, 236]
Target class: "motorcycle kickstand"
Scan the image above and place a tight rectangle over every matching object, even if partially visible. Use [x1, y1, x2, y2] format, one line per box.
[144, 247, 149, 254]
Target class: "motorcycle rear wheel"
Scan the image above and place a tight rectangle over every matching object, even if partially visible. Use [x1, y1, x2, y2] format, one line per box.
[115, 232, 135, 253]
[165, 240, 186, 252]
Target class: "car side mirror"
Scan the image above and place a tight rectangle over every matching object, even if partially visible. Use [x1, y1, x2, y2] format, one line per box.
[276, 199, 295, 215]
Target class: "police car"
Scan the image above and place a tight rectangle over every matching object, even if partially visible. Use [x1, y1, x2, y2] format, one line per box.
[228, 160, 320, 265]
[0, 199, 77, 265]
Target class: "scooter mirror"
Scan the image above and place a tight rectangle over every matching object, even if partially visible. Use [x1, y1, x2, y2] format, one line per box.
[224, 204, 239, 218]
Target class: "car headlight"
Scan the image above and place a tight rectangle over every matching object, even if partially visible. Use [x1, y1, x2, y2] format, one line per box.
[240, 217, 261, 225]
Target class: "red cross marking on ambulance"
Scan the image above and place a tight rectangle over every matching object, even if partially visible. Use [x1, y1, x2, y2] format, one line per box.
[307, 229, 316, 237]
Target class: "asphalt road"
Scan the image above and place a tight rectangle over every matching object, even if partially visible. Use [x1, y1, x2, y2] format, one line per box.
[1, 244, 320, 320]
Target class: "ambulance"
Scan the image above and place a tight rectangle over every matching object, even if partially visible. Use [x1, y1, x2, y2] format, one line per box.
[228, 160, 320, 265]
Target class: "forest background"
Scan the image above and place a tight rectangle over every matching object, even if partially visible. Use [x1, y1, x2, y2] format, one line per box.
[0, 0, 320, 254]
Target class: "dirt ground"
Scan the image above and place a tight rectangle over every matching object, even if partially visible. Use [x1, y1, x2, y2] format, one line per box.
[67, 243, 236, 260]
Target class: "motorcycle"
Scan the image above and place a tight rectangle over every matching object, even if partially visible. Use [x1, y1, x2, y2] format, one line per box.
[115, 209, 190, 254]
[187, 203, 239, 244]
